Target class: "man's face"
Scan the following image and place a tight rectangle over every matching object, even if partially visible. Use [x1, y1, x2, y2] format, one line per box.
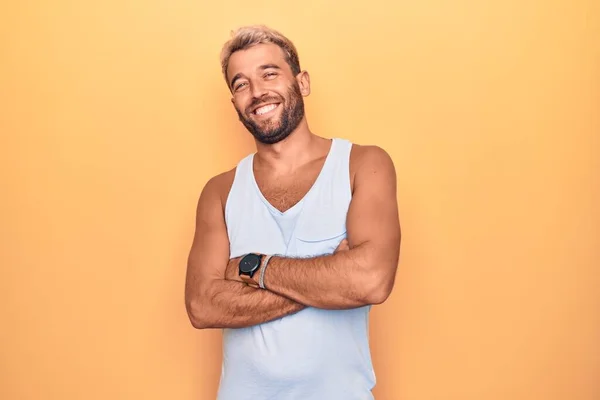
[226, 43, 308, 145]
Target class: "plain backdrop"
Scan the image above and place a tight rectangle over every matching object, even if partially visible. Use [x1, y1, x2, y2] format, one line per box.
[1, 0, 598, 399]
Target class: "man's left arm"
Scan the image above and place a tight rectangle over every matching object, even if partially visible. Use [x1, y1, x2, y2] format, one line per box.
[227, 146, 401, 309]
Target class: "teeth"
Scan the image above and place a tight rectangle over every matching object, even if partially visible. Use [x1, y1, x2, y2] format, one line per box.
[255, 104, 277, 115]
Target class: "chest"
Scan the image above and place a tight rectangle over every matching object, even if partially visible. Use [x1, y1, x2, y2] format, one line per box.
[225, 149, 353, 259]
[254, 159, 325, 213]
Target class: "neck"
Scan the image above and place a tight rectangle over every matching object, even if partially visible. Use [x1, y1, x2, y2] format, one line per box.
[254, 119, 320, 170]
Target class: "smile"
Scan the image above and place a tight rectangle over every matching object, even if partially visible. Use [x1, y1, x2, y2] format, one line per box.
[253, 103, 280, 116]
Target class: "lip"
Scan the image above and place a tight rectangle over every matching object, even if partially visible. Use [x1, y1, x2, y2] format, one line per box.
[251, 102, 281, 115]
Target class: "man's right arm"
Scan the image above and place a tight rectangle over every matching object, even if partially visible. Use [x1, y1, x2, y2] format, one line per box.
[184, 173, 305, 329]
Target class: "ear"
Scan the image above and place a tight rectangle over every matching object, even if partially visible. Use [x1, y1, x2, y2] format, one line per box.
[296, 70, 311, 96]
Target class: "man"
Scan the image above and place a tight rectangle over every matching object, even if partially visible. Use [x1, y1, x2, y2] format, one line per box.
[185, 25, 401, 400]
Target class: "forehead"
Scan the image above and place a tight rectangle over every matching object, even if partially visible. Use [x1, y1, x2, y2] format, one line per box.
[226, 43, 289, 79]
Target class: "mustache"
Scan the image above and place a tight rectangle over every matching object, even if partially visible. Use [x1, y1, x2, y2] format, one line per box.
[246, 95, 283, 114]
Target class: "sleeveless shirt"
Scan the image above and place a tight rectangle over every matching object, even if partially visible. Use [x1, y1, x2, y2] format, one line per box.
[217, 138, 376, 400]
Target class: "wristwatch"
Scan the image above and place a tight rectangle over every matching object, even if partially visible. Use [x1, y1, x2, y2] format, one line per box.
[239, 253, 263, 286]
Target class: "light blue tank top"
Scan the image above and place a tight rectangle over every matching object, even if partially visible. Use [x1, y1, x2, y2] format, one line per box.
[218, 138, 376, 400]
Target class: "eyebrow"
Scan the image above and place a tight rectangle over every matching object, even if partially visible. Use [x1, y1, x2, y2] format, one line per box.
[229, 64, 282, 89]
[259, 64, 281, 71]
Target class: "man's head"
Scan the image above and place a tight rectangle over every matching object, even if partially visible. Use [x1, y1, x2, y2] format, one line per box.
[220, 25, 310, 145]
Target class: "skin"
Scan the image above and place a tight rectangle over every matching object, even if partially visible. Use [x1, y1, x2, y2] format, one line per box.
[185, 43, 401, 329]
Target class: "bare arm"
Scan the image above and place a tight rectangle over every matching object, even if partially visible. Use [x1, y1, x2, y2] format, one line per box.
[184, 173, 305, 329]
[229, 146, 401, 309]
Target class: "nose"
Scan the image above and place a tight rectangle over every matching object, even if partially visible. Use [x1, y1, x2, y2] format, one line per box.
[250, 80, 268, 99]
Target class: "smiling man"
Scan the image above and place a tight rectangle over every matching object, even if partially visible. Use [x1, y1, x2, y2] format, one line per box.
[184, 25, 401, 400]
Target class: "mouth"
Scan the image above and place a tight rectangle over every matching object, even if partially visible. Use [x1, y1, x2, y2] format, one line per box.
[252, 103, 280, 117]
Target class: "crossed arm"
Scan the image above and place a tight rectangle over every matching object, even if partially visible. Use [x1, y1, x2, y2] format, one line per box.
[184, 145, 401, 329]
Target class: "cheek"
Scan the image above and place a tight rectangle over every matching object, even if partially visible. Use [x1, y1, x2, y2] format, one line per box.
[232, 98, 247, 114]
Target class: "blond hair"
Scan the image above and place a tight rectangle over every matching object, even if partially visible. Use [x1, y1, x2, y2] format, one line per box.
[220, 25, 301, 85]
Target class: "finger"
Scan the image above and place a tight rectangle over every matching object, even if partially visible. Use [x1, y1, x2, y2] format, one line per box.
[334, 239, 349, 253]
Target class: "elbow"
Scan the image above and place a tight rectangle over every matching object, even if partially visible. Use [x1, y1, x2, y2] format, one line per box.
[365, 285, 392, 305]
[353, 243, 399, 306]
[362, 267, 396, 305]
[364, 284, 392, 305]
[185, 298, 211, 329]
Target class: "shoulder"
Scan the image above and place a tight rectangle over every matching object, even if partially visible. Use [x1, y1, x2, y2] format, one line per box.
[350, 143, 395, 169]
[349, 143, 396, 191]
[198, 167, 237, 213]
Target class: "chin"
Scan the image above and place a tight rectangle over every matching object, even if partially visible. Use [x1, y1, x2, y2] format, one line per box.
[253, 129, 291, 145]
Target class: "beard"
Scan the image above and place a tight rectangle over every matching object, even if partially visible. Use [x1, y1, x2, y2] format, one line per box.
[235, 82, 305, 145]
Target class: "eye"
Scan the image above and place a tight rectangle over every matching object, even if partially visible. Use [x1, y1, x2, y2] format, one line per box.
[234, 82, 248, 92]
[264, 72, 278, 79]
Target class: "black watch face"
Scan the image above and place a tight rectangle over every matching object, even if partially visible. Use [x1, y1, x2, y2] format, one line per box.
[240, 254, 261, 274]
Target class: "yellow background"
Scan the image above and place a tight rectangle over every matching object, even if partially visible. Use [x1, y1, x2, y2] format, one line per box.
[1, 0, 598, 399]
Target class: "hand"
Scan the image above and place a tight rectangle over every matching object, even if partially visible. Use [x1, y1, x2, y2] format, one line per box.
[225, 256, 243, 283]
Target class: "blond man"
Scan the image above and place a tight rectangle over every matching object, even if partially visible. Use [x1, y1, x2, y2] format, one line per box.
[185, 25, 401, 400]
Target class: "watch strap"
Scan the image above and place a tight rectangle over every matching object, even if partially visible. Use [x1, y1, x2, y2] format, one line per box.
[258, 255, 273, 289]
